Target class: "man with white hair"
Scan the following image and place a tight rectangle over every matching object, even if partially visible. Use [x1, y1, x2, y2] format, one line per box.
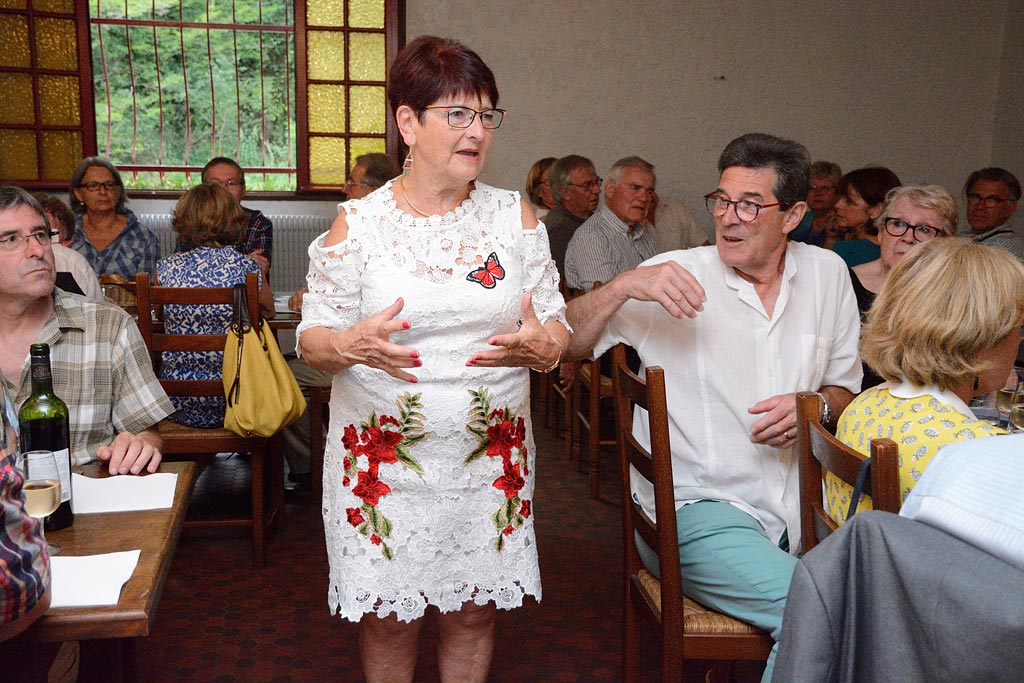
[564, 156, 659, 291]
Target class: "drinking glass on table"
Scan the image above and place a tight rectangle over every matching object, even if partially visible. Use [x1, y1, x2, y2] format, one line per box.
[996, 369, 1021, 429]
[15, 449, 62, 555]
[1010, 381, 1024, 433]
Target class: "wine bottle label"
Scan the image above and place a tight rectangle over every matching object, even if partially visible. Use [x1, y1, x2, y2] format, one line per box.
[31, 364, 51, 383]
[53, 447, 71, 504]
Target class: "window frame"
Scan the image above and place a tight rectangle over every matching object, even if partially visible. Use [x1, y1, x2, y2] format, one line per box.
[1, 0, 403, 196]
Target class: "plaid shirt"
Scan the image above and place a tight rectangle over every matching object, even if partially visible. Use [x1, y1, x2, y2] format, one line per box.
[242, 207, 273, 264]
[1, 392, 49, 627]
[174, 207, 273, 265]
[70, 208, 160, 278]
[564, 204, 658, 291]
[3, 291, 175, 466]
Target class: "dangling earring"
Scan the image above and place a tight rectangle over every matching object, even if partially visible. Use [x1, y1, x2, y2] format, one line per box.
[973, 376, 980, 392]
[403, 149, 413, 173]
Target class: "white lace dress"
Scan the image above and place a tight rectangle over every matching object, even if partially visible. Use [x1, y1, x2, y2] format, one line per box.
[298, 180, 567, 623]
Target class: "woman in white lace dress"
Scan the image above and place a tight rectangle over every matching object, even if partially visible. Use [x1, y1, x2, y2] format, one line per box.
[297, 36, 570, 682]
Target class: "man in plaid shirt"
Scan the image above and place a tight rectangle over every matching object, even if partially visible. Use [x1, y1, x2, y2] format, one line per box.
[200, 157, 274, 275]
[0, 186, 173, 475]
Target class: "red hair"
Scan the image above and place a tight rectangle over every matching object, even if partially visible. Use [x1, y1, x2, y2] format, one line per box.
[388, 36, 499, 117]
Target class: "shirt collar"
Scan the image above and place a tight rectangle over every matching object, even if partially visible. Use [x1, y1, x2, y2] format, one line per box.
[884, 380, 975, 420]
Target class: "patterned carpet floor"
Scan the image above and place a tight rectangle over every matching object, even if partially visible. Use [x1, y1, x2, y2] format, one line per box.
[129, 398, 766, 682]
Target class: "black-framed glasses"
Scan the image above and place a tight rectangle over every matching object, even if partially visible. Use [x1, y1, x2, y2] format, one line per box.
[703, 193, 788, 222]
[883, 217, 942, 241]
[966, 193, 1010, 208]
[0, 230, 57, 252]
[568, 178, 602, 191]
[423, 105, 506, 129]
[78, 181, 118, 192]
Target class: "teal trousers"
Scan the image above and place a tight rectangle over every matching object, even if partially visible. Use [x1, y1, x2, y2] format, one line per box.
[635, 500, 797, 683]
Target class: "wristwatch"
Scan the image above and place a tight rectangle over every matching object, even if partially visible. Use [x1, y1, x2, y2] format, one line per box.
[814, 391, 832, 426]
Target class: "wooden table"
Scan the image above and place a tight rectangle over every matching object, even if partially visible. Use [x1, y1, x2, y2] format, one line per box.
[268, 309, 301, 331]
[16, 461, 196, 682]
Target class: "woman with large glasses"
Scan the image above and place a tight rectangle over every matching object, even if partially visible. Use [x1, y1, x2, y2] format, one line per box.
[850, 185, 958, 388]
[296, 36, 569, 683]
[830, 166, 901, 268]
[67, 157, 160, 279]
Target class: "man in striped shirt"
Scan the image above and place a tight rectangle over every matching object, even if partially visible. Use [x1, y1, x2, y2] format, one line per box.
[564, 156, 659, 291]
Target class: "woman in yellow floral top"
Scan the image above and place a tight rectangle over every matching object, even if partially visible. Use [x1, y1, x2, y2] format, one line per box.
[828, 238, 1024, 523]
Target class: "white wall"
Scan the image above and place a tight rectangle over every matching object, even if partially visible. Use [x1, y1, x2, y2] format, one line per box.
[126, 0, 1019, 231]
[407, 0, 1014, 231]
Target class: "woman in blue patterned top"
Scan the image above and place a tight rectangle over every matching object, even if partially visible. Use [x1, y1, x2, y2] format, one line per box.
[157, 183, 275, 427]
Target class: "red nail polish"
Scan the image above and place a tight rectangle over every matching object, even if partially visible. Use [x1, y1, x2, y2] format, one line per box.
[410, 351, 419, 359]
[402, 322, 410, 329]
[414, 360, 422, 367]
[409, 376, 418, 383]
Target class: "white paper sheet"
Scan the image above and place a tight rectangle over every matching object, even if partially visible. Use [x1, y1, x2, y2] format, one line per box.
[71, 472, 177, 513]
[50, 550, 141, 608]
[274, 292, 297, 312]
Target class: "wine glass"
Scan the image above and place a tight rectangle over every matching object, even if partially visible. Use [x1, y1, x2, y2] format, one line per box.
[15, 450, 62, 555]
[1011, 382, 1024, 434]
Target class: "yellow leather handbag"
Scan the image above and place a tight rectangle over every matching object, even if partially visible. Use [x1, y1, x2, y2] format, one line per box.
[223, 283, 306, 437]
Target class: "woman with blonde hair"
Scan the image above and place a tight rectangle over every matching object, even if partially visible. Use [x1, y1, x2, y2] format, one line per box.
[524, 156, 557, 220]
[827, 238, 1024, 523]
[156, 182, 275, 427]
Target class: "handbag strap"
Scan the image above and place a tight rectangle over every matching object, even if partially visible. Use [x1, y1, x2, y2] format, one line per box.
[845, 457, 872, 522]
[231, 282, 253, 335]
[226, 282, 252, 407]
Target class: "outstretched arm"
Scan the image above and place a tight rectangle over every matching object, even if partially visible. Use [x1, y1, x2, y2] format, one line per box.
[565, 261, 707, 359]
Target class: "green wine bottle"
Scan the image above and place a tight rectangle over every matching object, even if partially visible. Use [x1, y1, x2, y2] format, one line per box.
[19, 343, 73, 531]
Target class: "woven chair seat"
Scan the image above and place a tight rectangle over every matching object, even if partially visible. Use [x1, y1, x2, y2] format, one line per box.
[578, 363, 614, 395]
[635, 569, 767, 636]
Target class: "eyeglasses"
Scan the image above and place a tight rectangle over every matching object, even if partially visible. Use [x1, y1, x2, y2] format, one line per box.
[0, 230, 57, 252]
[344, 179, 376, 191]
[966, 193, 1011, 208]
[423, 105, 506, 129]
[78, 181, 118, 193]
[809, 183, 835, 192]
[568, 178, 602, 191]
[883, 217, 942, 241]
[703, 193, 789, 222]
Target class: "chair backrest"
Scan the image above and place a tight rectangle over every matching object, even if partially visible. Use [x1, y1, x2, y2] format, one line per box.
[610, 344, 683, 625]
[795, 391, 901, 552]
[135, 272, 260, 399]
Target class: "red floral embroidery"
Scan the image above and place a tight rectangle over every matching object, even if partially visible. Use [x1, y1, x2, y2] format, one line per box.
[339, 393, 428, 560]
[346, 507, 365, 526]
[466, 387, 533, 551]
[351, 469, 392, 506]
[493, 460, 525, 499]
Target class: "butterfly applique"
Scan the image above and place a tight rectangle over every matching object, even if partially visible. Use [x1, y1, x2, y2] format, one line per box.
[466, 252, 505, 289]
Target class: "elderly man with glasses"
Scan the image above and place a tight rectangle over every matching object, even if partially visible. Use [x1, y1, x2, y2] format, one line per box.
[564, 156, 659, 292]
[195, 156, 275, 274]
[564, 133, 861, 683]
[543, 154, 601, 280]
[0, 186, 173, 476]
[960, 167, 1024, 260]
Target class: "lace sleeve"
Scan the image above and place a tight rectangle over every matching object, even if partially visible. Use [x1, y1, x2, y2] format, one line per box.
[521, 219, 570, 330]
[296, 230, 364, 340]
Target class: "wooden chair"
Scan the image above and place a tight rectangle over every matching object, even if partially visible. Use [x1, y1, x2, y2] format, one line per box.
[135, 272, 283, 567]
[795, 391, 901, 552]
[612, 344, 773, 683]
[309, 385, 331, 501]
[568, 282, 617, 500]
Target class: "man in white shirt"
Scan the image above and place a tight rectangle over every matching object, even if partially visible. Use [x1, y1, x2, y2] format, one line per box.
[565, 133, 862, 683]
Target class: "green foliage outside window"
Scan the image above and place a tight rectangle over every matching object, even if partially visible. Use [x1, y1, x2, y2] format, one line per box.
[91, 0, 296, 191]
